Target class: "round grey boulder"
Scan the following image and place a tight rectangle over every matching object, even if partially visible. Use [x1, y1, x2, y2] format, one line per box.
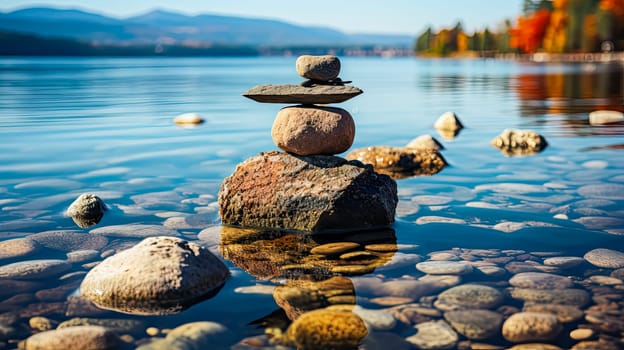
[295, 55, 341, 81]
[66, 193, 106, 228]
[271, 105, 355, 156]
[80, 236, 229, 315]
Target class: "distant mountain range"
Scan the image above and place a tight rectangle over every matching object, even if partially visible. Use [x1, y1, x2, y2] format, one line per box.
[0, 7, 414, 47]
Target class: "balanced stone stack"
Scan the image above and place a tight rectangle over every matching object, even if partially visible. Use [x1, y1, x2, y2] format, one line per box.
[219, 55, 398, 233]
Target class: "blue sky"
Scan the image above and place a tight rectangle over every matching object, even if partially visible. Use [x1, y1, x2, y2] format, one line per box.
[0, 0, 523, 35]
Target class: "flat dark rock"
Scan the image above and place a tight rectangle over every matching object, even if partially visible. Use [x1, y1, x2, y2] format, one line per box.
[243, 84, 363, 104]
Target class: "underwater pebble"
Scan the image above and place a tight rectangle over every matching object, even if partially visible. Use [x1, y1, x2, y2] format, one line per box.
[578, 183, 624, 200]
[0, 259, 71, 280]
[588, 275, 622, 285]
[66, 249, 100, 263]
[509, 272, 573, 289]
[543, 256, 584, 269]
[415, 216, 466, 225]
[30, 230, 108, 252]
[443, 309, 503, 340]
[352, 305, 396, 331]
[90, 224, 179, 238]
[20, 325, 120, 350]
[584, 248, 624, 269]
[285, 309, 367, 350]
[416, 261, 473, 275]
[582, 160, 608, 169]
[475, 183, 548, 194]
[28, 316, 56, 332]
[522, 303, 584, 323]
[569, 328, 594, 340]
[509, 288, 590, 307]
[502, 312, 562, 343]
[406, 320, 458, 349]
[0, 238, 40, 260]
[435, 284, 503, 310]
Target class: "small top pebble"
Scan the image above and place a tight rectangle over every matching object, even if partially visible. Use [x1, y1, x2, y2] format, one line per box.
[295, 55, 341, 81]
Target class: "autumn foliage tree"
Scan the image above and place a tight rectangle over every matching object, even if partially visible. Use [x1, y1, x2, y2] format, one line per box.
[509, 8, 551, 53]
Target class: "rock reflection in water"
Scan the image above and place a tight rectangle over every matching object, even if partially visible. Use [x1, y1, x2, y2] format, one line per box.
[219, 226, 397, 280]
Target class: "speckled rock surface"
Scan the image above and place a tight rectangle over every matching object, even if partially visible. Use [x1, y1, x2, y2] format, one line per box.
[491, 129, 548, 156]
[435, 284, 503, 310]
[80, 236, 229, 315]
[502, 312, 562, 343]
[20, 325, 120, 350]
[509, 272, 574, 289]
[30, 230, 108, 252]
[346, 146, 447, 179]
[406, 320, 458, 349]
[509, 288, 590, 307]
[296, 55, 341, 81]
[584, 248, 624, 268]
[243, 84, 362, 104]
[0, 238, 40, 260]
[66, 193, 106, 228]
[218, 151, 397, 233]
[443, 309, 503, 340]
[271, 105, 354, 156]
[0, 259, 71, 280]
[285, 309, 367, 350]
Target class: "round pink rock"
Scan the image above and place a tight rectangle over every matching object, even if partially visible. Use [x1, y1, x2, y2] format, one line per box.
[271, 105, 355, 156]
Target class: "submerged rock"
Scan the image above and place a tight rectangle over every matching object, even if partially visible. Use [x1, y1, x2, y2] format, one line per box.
[218, 151, 397, 233]
[0, 259, 71, 280]
[173, 113, 204, 126]
[405, 134, 444, 151]
[284, 309, 367, 350]
[19, 325, 120, 350]
[443, 309, 503, 340]
[584, 248, 624, 269]
[346, 146, 447, 179]
[296, 55, 341, 81]
[434, 111, 464, 132]
[588, 110, 624, 125]
[406, 320, 458, 349]
[435, 284, 503, 310]
[66, 193, 106, 228]
[0, 238, 40, 261]
[80, 236, 229, 315]
[243, 84, 362, 104]
[502, 312, 562, 343]
[491, 129, 547, 156]
[137, 321, 230, 350]
[271, 105, 355, 156]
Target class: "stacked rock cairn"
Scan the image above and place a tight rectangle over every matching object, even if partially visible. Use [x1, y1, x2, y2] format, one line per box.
[218, 55, 398, 233]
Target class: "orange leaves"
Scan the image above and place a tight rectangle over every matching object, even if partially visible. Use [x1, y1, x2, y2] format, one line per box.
[600, 0, 624, 16]
[509, 9, 551, 53]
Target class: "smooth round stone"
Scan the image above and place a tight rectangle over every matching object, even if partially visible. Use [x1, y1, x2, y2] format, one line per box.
[66, 193, 106, 228]
[509, 272, 573, 289]
[569, 328, 594, 340]
[368, 296, 414, 306]
[30, 230, 108, 252]
[271, 105, 354, 156]
[416, 261, 473, 275]
[28, 316, 56, 332]
[502, 312, 562, 343]
[406, 320, 458, 349]
[80, 236, 229, 315]
[508, 345, 563, 350]
[444, 309, 503, 340]
[588, 275, 622, 285]
[285, 309, 367, 350]
[584, 248, 624, 268]
[522, 303, 583, 323]
[90, 224, 179, 238]
[66, 249, 100, 263]
[509, 288, 590, 307]
[436, 284, 503, 310]
[310, 242, 360, 256]
[0, 259, 71, 280]
[0, 238, 40, 260]
[543, 256, 584, 269]
[58, 317, 145, 334]
[20, 325, 120, 350]
[352, 305, 397, 331]
[405, 134, 444, 151]
[475, 265, 506, 277]
[428, 252, 459, 261]
[578, 183, 624, 200]
[160, 321, 229, 349]
[588, 110, 624, 125]
[571, 341, 621, 350]
[173, 113, 204, 126]
[434, 111, 463, 131]
[295, 55, 340, 81]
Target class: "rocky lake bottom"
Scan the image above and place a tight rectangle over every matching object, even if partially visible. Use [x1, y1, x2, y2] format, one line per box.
[0, 57, 623, 349]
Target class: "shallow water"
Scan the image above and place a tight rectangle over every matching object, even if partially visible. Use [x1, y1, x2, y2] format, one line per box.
[0, 57, 623, 349]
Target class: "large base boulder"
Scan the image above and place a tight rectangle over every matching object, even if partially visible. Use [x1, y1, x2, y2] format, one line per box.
[218, 151, 397, 233]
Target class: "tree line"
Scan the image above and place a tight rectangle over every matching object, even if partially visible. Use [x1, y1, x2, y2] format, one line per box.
[415, 0, 624, 56]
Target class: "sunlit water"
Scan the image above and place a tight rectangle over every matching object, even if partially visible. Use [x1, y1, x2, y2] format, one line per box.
[0, 57, 623, 349]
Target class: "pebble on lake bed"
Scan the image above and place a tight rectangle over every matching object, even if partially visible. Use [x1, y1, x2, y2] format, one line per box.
[284, 309, 367, 350]
[491, 129, 547, 156]
[173, 112, 204, 126]
[66, 193, 106, 228]
[19, 325, 120, 350]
